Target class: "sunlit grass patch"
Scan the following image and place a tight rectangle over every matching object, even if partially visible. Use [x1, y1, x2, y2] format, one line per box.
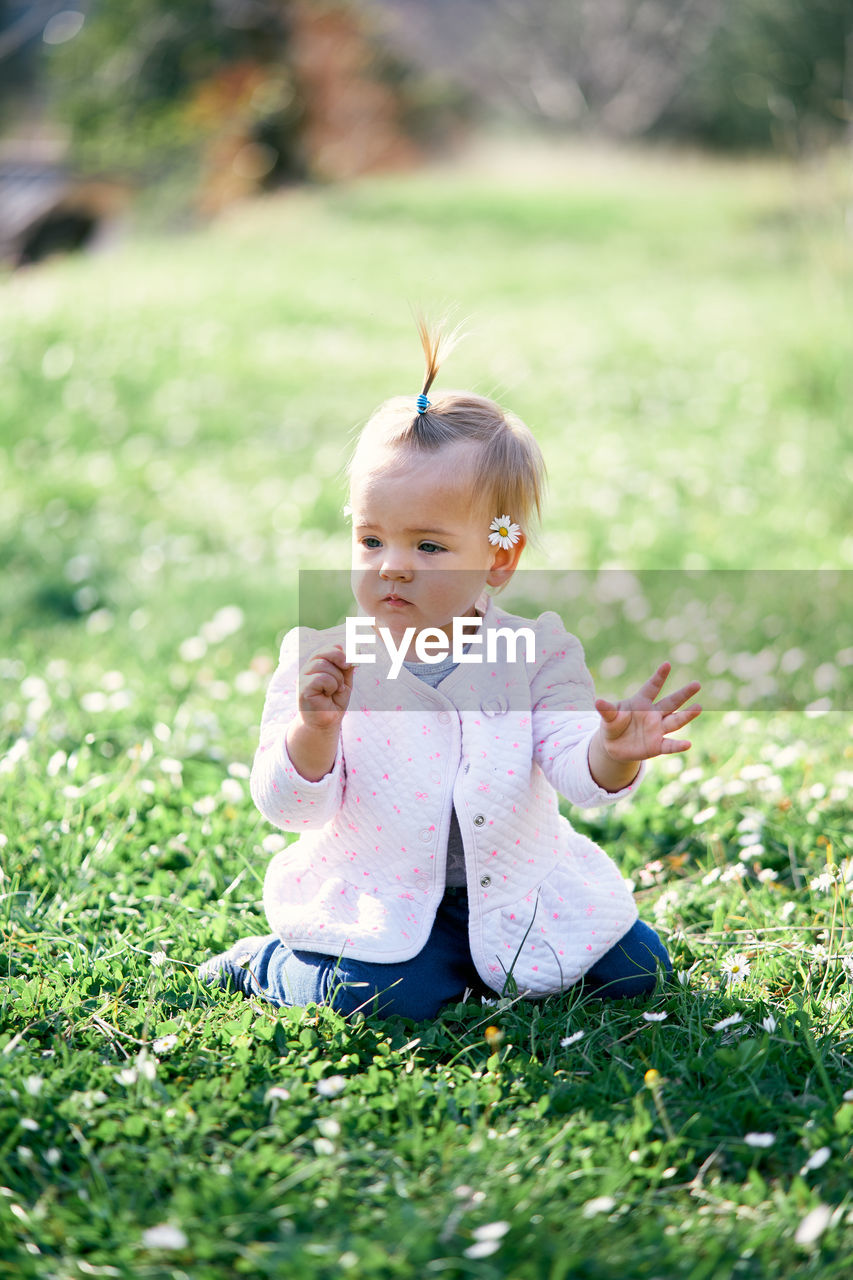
[1, 144, 852, 1276]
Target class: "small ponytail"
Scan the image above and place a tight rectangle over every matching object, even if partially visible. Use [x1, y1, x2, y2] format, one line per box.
[415, 312, 465, 400]
[345, 315, 548, 555]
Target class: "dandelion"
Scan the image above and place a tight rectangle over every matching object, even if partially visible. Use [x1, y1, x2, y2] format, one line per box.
[484, 1025, 504, 1048]
[142, 1223, 188, 1250]
[712, 1013, 743, 1031]
[220, 778, 243, 803]
[643, 1011, 668, 1022]
[800, 1147, 831, 1174]
[721, 954, 751, 984]
[192, 796, 217, 817]
[560, 1031, 584, 1047]
[150, 950, 169, 968]
[315, 1075, 346, 1098]
[744, 1132, 776, 1147]
[644, 1069, 661, 1088]
[757, 868, 778, 883]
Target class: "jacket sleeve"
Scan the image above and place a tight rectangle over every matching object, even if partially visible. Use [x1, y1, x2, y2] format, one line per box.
[249, 625, 346, 831]
[530, 611, 645, 809]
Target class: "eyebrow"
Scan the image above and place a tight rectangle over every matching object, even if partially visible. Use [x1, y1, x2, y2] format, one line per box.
[354, 523, 456, 537]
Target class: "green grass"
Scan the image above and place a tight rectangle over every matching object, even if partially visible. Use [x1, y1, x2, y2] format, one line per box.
[1, 139, 852, 1277]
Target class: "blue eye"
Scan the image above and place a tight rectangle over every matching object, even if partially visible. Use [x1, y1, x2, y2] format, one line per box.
[361, 537, 382, 549]
[419, 542, 445, 554]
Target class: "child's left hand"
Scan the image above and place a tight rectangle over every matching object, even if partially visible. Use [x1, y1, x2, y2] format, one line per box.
[595, 661, 702, 763]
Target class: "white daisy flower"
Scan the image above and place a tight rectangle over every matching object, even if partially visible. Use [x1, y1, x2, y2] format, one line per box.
[721, 953, 751, 984]
[744, 1132, 776, 1147]
[316, 1075, 347, 1098]
[800, 1147, 831, 1174]
[142, 1223, 188, 1250]
[761, 1015, 778, 1033]
[643, 1011, 668, 1022]
[794, 1204, 832, 1246]
[712, 1013, 743, 1031]
[488, 516, 521, 550]
[152, 1034, 179, 1055]
[472, 1222, 510, 1242]
[582, 1196, 617, 1218]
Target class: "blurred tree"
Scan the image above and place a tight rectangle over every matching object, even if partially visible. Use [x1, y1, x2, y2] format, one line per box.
[371, 0, 853, 152]
[24, 0, 448, 210]
[41, 0, 305, 183]
[666, 0, 853, 152]
[0, 1, 64, 127]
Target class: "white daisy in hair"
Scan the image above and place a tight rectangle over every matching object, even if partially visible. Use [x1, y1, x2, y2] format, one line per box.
[488, 515, 522, 549]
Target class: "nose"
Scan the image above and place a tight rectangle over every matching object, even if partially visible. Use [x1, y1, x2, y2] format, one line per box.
[379, 553, 413, 582]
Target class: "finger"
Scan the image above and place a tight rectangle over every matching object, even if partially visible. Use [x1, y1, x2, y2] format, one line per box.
[304, 672, 341, 699]
[655, 680, 702, 716]
[595, 698, 620, 722]
[660, 737, 692, 753]
[635, 662, 672, 700]
[304, 656, 351, 682]
[663, 703, 702, 732]
[306, 645, 355, 672]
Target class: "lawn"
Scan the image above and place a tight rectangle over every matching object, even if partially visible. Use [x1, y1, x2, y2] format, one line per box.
[1, 137, 852, 1278]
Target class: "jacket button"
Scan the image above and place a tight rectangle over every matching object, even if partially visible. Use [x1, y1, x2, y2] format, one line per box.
[473, 814, 485, 827]
[438, 711, 451, 724]
[480, 695, 509, 717]
[415, 876, 429, 891]
[480, 875, 491, 888]
[418, 828, 432, 842]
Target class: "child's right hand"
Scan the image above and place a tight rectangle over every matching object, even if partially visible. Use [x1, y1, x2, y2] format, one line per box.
[296, 644, 354, 732]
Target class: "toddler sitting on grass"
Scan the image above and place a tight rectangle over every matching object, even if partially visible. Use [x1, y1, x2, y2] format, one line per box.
[200, 321, 701, 1019]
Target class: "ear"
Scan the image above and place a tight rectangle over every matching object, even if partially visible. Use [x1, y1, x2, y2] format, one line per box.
[486, 531, 526, 588]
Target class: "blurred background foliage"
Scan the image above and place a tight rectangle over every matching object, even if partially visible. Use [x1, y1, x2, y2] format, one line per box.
[1, 1, 851, 228]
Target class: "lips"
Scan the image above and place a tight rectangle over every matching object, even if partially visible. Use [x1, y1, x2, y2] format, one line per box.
[382, 594, 411, 605]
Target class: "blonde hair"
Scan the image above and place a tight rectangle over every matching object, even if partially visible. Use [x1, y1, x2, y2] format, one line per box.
[345, 318, 547, 552]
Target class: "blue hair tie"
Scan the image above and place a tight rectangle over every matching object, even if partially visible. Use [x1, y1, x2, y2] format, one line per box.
[416, 393, 430, 414]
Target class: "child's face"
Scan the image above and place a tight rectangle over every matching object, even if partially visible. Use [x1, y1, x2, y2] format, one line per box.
[349, 441, 523, 658]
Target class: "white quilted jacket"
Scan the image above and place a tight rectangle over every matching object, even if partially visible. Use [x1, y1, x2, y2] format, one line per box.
[251, 591, 642, 998]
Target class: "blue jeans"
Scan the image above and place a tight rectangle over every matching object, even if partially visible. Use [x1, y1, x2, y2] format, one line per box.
[203, 887, 671, 1020]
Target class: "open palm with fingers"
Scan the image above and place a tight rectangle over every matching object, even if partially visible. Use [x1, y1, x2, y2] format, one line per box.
[595, 662, 702, 763]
